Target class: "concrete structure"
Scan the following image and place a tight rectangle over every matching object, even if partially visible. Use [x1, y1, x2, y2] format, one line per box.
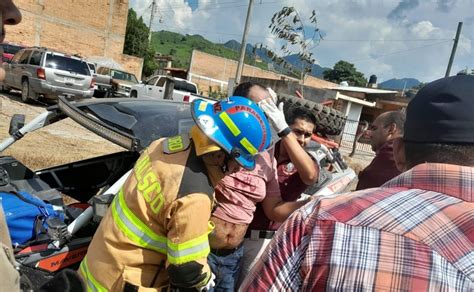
[328, 85, 407, 123]
[6, 0, 143, 79]
[188, 50, 336, 96]
[334, 92, 376, 150]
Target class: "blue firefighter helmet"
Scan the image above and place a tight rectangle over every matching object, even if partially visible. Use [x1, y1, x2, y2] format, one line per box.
[191, 96, 272, 170]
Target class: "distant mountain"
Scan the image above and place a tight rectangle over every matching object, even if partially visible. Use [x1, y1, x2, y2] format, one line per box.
[222, 40, 242, 51]
[282, 54, 330, 78]
[151, 32, 327, 78]
[151, 31, 240, 68]
[223, 40, 329, 78]
[379, 78, 421, 90]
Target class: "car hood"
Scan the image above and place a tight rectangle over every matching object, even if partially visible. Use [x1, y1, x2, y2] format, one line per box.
[57, 96, 195, 152]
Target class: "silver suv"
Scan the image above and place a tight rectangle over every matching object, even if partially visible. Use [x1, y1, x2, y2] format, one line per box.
[2, 47, 94, 102]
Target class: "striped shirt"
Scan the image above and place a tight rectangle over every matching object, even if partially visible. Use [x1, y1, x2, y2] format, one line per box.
[240, 163, 474, 291]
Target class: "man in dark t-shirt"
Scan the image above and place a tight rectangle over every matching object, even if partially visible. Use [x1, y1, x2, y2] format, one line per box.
[237, 106, 319, 286]
[356, 111, 405, 190]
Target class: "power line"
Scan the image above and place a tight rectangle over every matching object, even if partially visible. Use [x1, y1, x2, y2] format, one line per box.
[152, 24, 454, 44]
[349, 40, 452, 63]
[153, 0, 283, 12]
[319, 38, 453, 42]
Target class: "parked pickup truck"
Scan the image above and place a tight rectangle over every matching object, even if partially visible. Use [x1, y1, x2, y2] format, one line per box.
[94, 66, 138, 97]
[130, 75, 201, 102]
[87, 62, 112, 97]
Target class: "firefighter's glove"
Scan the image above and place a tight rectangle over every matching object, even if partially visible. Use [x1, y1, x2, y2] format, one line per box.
[198, 272, 216, 291]
[267, 87, 278, 104]
[259, 99, 289, 135]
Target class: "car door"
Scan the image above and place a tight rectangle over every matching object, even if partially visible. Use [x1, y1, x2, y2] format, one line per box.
[141, 76, 158, 98]
[152, 77, 166, 99]
[3, 50, 23, 87]
[28, 50, 43, 84]
[13, 50, 32, 87]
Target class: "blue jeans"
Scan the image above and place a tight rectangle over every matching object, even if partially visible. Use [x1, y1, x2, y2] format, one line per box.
[207, 244, 244, 292]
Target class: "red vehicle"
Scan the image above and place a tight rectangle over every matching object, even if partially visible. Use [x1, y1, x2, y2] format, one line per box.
[1, 42, 26, 63]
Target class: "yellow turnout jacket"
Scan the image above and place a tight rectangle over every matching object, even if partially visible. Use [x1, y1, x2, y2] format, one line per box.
[79, 134, 221, 291]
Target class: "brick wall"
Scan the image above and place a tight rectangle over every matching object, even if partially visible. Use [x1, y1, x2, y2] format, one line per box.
[6, 0, 143, 79]
[189, 50, 337, 95]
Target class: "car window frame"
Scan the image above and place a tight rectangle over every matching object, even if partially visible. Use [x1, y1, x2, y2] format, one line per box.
[156, 77, 166, 87]
[44, 53, 90, 75]
[28, 50, 43, 66]
[11, 50, 24, 64]
[19, 50, 32, 65]
[147, 76, 158, 86]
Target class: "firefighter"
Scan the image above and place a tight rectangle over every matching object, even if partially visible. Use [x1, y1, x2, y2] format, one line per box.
[79, 96, 272, 291]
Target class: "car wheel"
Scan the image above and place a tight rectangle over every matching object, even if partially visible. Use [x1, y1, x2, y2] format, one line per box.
[130, 91, 137, 98]
[277, 94, 346, 136]
[94, 90, 105, 98]
[21, 79, 32, 103]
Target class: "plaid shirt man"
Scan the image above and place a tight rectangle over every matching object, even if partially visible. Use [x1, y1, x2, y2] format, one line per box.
[240, 163, 474, 291]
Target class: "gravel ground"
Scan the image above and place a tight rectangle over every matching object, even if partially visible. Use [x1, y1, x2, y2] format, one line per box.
[0, 92, 121, 170]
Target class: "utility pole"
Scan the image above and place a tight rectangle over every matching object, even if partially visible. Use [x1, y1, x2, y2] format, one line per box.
[445, 22, 463, 77]
[148, 0, 157, 43]
[235, 0, 254, 85]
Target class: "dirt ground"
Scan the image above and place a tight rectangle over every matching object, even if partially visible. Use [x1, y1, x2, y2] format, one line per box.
[0, 91, 122, 170]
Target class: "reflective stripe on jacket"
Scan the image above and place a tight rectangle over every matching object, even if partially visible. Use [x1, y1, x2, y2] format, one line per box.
[79, 137, 221, 291]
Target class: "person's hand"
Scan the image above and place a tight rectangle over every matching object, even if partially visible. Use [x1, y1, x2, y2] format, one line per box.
[198, 272, 216, 291]
[259, 99, 289, 134]
[266, 87, 278, 103]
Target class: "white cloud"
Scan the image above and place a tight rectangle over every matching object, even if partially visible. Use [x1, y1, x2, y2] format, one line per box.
[410, 21, 438, 37]
[129, 0, 474, 82]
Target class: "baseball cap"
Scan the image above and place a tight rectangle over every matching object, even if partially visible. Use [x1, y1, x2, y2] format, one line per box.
[404, 75, 474, 144]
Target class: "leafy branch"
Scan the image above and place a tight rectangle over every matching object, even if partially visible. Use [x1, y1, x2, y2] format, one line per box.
[268, 7, 322, 78]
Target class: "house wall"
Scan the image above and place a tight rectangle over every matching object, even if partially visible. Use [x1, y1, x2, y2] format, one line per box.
[189, 50, 337, 96]
[240, 76, 337, 103]
[339, 102, 364, 149]
[6, 0, 143, 79]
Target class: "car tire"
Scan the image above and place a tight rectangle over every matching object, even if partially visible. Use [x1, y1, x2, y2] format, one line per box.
[277, 94, 346, 136]
[94, 90, 105, 98]
[21, 79, 32, 103]
[130, 91, 137, 98]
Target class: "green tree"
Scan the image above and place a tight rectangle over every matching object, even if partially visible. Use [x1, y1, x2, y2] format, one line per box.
[323, 60, 367, 87]
[123, 8, 157, 77]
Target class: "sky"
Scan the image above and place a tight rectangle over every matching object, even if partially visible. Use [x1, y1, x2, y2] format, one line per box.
[129, 0, 473, 83]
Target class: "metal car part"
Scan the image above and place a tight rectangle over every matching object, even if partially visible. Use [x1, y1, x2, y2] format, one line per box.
[0, 111, 56, 152]
[57, 96, 139, 151]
